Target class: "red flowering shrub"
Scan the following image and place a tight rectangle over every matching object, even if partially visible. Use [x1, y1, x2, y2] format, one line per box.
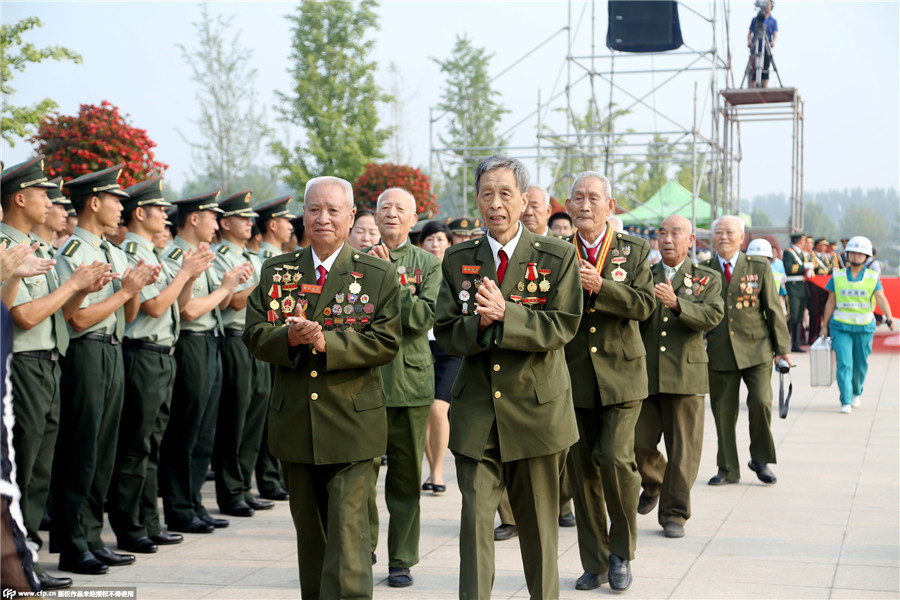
[550, 196, 565, 214]
[28, 100, 167, 187]
[353, 163, 438, 214]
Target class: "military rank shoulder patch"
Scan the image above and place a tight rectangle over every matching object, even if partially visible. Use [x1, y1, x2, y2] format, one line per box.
[217, 245, 230, 255]
[263, 250, 273, 259]
[124, 241, 138, 255]
[61, 239, 81, 257]
[168, 247, 183, 260]
[0, 237, 11, 248]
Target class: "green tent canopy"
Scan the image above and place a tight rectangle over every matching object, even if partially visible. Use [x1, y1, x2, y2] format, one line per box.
[620, 180, 751, 230]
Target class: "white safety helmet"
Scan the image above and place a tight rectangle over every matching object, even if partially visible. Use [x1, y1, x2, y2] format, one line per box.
[746, 238, 774, 258]
[845, 236, 873, 257]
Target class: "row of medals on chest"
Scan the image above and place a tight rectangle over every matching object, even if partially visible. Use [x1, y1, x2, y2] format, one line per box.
[735, 274, 760, 309]
[458, 263, 551, 314]
[268, 265, 375, 320]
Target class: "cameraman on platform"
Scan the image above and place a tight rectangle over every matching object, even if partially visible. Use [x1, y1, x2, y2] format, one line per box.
[748, 0, 778, 88]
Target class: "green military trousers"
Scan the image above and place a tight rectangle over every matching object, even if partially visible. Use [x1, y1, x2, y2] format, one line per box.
[634, 394, 705, 526]
[708, 362, 777, 481]
[214, 335, 253, 508]
[50, 338, 124, 556]
[108, 346, 176, 542]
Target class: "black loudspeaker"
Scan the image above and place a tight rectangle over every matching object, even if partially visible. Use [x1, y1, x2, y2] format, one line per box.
[606, 1, 683, 53]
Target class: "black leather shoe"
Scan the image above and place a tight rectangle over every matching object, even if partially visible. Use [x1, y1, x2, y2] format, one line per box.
[92, 547, 136, 566]
[117, 536, 157, 553]
[371, 552, 377, 565]
[637, 491, 660, 515]
[748, 460, 777, 484]
[575, 571, 608, 590]
[169, 516, 214, 534]
[200, 514, 229, 528]
[260, 487, 289, 501]
[150, 531, 183, 545]
[388, 567, 413, 587]
[38, 571, 73, 590]
[708, 474, 739, 485]
[558, 512, 576, 527]
[221, 500, 254, 517]
[247, 498, 275, 511]
[608, 553, 632, 592]
[663, 521, 685, 538]
[59, 551, 109, 575]
[791, 347, 806, 353]
[493, 524, 518, 541]
[431, 483, 447, 494]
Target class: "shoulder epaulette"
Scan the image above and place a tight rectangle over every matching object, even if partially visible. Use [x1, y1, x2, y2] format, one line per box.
[0, 236, 11, 248]
[168, 247, 183, 261]
[529, 235, 571, 259]
[263, 250, 273, 259]
[352, 250, 391, 273]
[746, 255, 767, 264]
[124, 241, 138, 255]
[61, 239, 81, 257]
[693, 263, 720, 276]
[217, 245, 230, 255]
[444, 237, 482, 258]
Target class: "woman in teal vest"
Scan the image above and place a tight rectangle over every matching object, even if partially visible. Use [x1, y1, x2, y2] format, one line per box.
[822, 236, 894, 413]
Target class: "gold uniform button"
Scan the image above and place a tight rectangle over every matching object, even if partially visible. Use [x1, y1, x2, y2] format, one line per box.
[661, 346, 667, 352]
[534, 242, 540, 247]
[311, 370, 318, 378]
[494, 391, 501, 398]
[729, 318, 734, 323]
[310, 393, 318, 400]
[661, 331, 667, 337]
[311, 348, 318, 354]
[590, 346, 598, 353]
[662, 316, 669, 323]
[589, 327, 596, 333]
[493, 364, 500, 372]
[730, 331, 735, 336]
[589, 308, 596, 313]
[728, 305, 733, 310]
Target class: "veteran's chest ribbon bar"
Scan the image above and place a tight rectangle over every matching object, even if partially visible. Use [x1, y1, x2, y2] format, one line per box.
[301, 283, 323, 295]
[462, 265, 480, 275]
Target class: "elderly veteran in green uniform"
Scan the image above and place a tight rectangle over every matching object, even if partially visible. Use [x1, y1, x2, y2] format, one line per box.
[635, 215, 724, 539]
[252, 196, 296, 502]
[703, 215, 791, 486]
[1, 158, 111, 590]
[434, 155, 582, 600]
[211, 190, 269, 517]
[159, 191, 252, 535]
[50, 165, 159, 575]
[108, 176, 214, 554]
[365, 187, 441, 587]
[563, 170, 655, 593]
[243, 175, 400, 599]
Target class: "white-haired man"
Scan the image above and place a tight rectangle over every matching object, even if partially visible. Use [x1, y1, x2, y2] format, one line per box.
[243, 176, 401, 599]
[521, 185, 553, 236]
[703, 215, 791, 487]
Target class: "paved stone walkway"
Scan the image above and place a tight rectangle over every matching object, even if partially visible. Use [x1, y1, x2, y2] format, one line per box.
[38, 337, 899, 598]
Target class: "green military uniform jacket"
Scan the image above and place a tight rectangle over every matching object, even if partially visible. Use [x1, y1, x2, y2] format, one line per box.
[640, 261, 724, 396]
[165, 237, 222, 333]
[564, 231, 656, 406]
[1, 224, 68, 354]
[376, 241, 441, 407]
[703, 252, 791, 371]
[243, 242, 401, 465]
[123, 232, 180, 346]
[55, 227, 129, 339]
[214, 239, 259, 331]
[433, 227, 582, 462]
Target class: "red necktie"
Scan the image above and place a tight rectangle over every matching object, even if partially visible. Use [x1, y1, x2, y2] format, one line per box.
[586, 245, 599, 265]
[723, 261, 732, 284]
[496, 249, 508, 285]
[316, 265, 327, 287]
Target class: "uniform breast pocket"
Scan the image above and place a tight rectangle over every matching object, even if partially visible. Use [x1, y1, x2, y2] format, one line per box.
[270, 391, 285, 412]
[403, 353, 433, 371]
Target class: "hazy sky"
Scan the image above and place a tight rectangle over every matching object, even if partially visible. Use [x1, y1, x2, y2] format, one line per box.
[2, 1, 898, 205]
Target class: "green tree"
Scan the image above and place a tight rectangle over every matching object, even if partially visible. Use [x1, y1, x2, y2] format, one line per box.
[432, 34, 509, 212]
[178, 4, 270, 192]
[272, 0, 390, 189]
[802, 201, 836, 239]
[617, 134, 676, 209]
[749, 208, 773, 227]
[1, 17, 82, 147]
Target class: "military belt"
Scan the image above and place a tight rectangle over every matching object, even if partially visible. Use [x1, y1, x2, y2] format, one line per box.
[15, 349, 60, 362]
[123, 339, 176, 356]
[224, 328, 243, 338]
[180, 329, 219, 338]
[77, 332, 120, 345]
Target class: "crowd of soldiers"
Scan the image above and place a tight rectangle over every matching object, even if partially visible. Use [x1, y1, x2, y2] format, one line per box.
[1, 154, 803, 598]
